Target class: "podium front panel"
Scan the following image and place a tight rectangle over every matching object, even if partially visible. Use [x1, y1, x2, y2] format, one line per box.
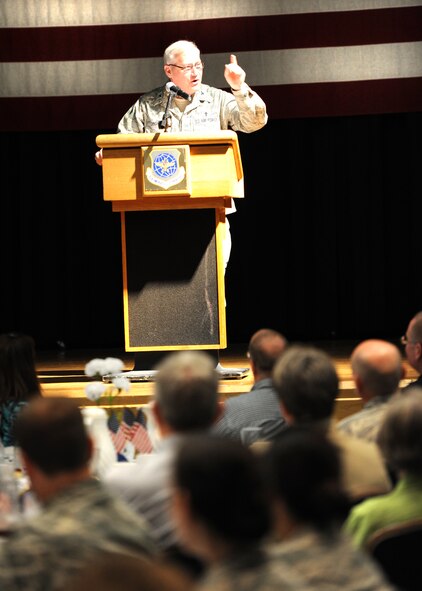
[123, 209, 224, 350]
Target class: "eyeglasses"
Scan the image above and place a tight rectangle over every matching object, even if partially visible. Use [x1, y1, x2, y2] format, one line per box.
[167, 61, 204, 73]
[401, 335, 417, 346]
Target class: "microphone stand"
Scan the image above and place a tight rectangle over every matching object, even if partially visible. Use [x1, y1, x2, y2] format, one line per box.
[159, 92, 174, 131]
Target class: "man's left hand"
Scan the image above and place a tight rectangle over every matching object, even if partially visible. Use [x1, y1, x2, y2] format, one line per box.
[224, 54, 246, 91]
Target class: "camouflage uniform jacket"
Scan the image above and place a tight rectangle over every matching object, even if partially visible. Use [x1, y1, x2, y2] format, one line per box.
[117, 82, 268, 134]
[196, 547, 312, 591]
[0, 478, 156, 591]
[268, 527, 394, 591]
[336, 395, 393, 443]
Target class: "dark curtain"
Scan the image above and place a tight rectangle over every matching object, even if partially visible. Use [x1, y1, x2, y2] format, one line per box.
[1, 112, 421, 350]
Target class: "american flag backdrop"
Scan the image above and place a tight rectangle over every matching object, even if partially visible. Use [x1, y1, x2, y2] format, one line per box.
[1, 0, 422, 132]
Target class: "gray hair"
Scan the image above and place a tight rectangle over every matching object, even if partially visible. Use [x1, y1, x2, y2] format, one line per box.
[154, 350, 219, 432]
[273, 345, 339, 423]
[377, 388, 422, 474]
[163, 40, 199, 65]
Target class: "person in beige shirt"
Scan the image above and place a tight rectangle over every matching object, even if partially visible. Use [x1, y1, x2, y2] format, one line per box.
[254, 344, 392, 503]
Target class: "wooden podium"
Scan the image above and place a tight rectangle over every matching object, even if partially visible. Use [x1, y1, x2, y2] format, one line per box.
[96, 132, 244, 358]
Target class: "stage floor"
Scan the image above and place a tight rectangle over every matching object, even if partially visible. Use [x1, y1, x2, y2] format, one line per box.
[36, 340, 417, 422]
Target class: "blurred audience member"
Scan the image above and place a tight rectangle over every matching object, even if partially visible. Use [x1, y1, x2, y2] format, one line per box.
[262, 426, 394, 590]
[336, 339, 403, 443]
[171, 434, 311, 591]
[344, 388, 422, 547]
[213, 328, 287, 442]
[104, 350, 220, 577]
[0, 397, 155, 591]
[0, 332, 42, 447]
[270, 345, 392, 502]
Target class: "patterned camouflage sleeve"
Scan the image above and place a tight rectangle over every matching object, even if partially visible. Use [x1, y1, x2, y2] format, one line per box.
[224, 82, 268, 133]
[116, 83, 267, 135]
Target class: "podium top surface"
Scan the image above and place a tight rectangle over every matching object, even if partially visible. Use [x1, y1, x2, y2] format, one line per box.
[96, 131, 239, 149]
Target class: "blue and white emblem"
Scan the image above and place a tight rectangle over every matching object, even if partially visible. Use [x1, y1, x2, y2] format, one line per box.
[146, 149, 186, 189]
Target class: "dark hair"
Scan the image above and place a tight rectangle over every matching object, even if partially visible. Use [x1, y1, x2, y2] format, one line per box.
[174, 435, 271, 547]
[247, 328, 287, 373]
[154, 351, 219, 432]
[262, 426, 350, 533]
[15, 397, 91, 475]
[272, 345, 338, 422]
[377, 388, 422, 474]
[0, 332, 42, 402]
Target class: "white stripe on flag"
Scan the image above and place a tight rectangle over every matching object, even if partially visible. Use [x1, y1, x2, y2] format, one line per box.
[1, 0, 420, 28]
[2, 42, 422, 98]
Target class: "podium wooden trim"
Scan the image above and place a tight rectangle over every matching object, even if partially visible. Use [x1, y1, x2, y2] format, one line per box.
[96, 132, 244, 353]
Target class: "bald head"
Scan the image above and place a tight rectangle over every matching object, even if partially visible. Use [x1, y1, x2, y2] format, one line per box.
[247, 329, 287, 378]
[351, 339, 403, 400]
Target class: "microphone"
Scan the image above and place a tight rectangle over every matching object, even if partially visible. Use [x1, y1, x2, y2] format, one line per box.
[166, 81, 191, 101]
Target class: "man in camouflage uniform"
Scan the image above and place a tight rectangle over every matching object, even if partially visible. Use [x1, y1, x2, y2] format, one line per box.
[0, 397, 156, 591]
[95, 39, 268, 270]
[115, 39, 268, 135]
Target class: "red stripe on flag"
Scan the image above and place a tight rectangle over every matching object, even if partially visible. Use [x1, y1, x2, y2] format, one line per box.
[130, 423, 153, 454]
[109, 428, 126, 454]
[1, 7, 422, 62]
[259, 78, 422, 119]
[1, 77, 421, 132]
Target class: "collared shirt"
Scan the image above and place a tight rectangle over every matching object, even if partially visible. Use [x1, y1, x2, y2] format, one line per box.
[117, 83, 267, 135]
[336, 395, 393, 443]
[212, 378, 287, 442]
[0, 478, 155, 591]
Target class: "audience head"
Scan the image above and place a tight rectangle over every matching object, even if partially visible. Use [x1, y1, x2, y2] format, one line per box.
[262, 426, 350, 536]
[402, 311, 422, 374]
[0, 332, 41, 402]
[377, 388, 422, 476]
[247, 328, 287, 379]
[272, 345, 339, 424]
[172, 434, 271, 560]
[15, 397, 91, 477]
[351, 339, 403, 401]
[153, 351, 219, 433]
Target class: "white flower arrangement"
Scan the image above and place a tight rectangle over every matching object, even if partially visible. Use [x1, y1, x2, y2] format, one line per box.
[84, 357, 131, 405]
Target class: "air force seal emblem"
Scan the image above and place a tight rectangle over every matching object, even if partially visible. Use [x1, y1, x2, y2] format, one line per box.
[146, 149, 186, 189]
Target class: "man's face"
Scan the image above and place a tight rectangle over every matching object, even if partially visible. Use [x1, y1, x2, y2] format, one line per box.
[163, 47, 203, 96]
[403, 319, 422, 371]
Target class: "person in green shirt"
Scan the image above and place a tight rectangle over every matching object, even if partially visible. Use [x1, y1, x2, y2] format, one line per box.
[344, 388, 422, 547]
